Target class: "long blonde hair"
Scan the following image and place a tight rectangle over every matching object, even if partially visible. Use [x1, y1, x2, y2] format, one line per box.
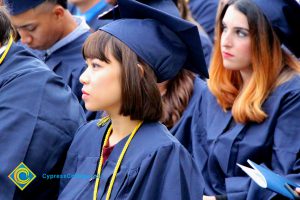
[208, 0, 300, 124]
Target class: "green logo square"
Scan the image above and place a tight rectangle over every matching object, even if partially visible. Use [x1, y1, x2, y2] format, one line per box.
[8, 162, 36, 191]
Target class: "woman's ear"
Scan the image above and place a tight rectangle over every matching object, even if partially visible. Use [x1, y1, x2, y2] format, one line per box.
[137, 63, 145, 77]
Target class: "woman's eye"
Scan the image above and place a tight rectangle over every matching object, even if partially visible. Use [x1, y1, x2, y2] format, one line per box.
[222, 24, 227, 32]
[237, 30, 248, 37]
[92, 63, 101, 69]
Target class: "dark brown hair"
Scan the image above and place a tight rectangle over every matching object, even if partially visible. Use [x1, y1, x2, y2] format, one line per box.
[160, 69, 195, 129]
[155, 0, 199, 128]
[0, 7, 15, 45]
[82, 30, 162, 122]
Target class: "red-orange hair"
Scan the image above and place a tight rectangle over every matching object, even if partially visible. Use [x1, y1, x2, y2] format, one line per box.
[208, 0, 300, 124]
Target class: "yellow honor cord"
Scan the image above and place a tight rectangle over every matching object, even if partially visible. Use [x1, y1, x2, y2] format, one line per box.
[0, 35, 13, 65]
[93, 121, 143, 200]
[93, 125, 112, 200]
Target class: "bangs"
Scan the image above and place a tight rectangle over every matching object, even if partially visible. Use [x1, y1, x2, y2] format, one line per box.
[82, 30, 113, 63]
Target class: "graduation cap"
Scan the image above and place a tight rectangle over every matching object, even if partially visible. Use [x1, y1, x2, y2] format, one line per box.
[252, 0, 300, 58]
[99, 0, 208, 82]
[4, 0, 46, 15]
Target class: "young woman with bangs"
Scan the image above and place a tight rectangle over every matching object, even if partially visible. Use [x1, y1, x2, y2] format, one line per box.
[199, 0, 300, 199]
[59, 29, 202, 200]
[58, 0, 207, 199]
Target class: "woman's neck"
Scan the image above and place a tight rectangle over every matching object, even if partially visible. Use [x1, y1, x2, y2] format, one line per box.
[240, 67, 253, 88]
[108, 114, 142, 146]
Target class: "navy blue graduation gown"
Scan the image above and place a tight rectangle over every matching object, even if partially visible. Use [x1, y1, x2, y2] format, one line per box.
[59, 120, 203, 199]
[0, 43, 86, 199]
[19, 34, 101, 121]
[197, 75, 300, 199]
[199, 32, 213, 67]
[188, 0, 218, 42]
[40, 31, 102, 121]
[170, 77, 208, 165]
[42, 31, 90, 105]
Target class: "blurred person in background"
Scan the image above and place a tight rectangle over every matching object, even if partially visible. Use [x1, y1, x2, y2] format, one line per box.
[4, 0, 100, 120]
[188, 0, 218, 43]
[68, 0, 112, 31]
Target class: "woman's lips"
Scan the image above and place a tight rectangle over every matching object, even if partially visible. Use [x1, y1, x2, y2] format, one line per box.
[222, 51, 234, 58]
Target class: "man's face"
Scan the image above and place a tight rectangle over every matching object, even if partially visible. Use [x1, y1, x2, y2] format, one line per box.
[11, 5, 60, 50]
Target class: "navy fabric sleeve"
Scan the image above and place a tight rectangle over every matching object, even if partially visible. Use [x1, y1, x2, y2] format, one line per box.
[0, 69, 85, 199]
[59, 123, 88, 192]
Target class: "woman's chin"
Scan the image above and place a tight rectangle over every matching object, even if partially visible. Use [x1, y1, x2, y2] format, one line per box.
[84, 105, 100, 112]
